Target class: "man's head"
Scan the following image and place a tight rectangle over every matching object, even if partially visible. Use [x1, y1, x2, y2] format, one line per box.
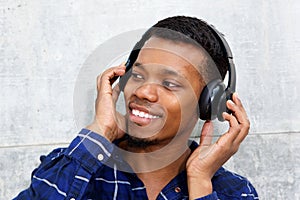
[120, 16, 230, 149]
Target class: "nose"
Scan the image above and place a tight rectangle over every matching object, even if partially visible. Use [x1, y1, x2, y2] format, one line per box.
[134, 83, 159, 102]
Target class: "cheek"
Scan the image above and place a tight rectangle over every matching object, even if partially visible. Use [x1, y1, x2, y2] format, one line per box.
[178, 87, 199, 108]
[160, 89, 198, 113]
[163, 94, 199, 135]
[123, 80, 131, 95]
[123, 82, 135, 102]
[164, 96, 181, 117]
[163, 92, 198, 121]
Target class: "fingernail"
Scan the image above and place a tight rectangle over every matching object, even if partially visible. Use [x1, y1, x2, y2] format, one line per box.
[117, 68, 125, 73]
[227, 100, 235, 105]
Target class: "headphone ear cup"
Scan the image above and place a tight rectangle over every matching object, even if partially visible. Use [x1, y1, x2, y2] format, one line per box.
[199, 79, 225, 120]
[217, 92, 227, 121]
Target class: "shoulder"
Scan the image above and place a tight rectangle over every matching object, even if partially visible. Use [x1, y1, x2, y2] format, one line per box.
[212, 167, 258, 199]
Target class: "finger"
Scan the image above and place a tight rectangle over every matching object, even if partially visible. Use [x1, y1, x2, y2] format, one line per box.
[232, 93, 243, 108]
[107, 66, 126, 84]
[110, 64, 126, 85]
[231, 93, 249, 123]
[226, 96, 250, 143]
[234, 125, 249, 144]
[96, 74, 102, 91]
[222, 112, 240, 142]
[226, 99, 248, 125]
[199, 121, 214, 147]
[97, 66, 126, 93]
[220, 112, 248, 155]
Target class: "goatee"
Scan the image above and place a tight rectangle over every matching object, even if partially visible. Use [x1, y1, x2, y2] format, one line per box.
[126, 135, 159, 148]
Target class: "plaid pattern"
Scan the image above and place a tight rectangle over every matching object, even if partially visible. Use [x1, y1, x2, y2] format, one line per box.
[14, 129, 258, 200]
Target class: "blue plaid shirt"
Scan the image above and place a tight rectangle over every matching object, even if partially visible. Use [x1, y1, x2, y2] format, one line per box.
[14, 129, 258, 200]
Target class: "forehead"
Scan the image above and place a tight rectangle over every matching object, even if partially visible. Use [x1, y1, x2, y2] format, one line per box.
[135, 37, 208, 80]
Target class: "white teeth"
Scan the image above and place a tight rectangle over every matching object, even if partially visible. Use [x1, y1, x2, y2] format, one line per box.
[132, 109, 160, 119]
[139, 112, 145, 118]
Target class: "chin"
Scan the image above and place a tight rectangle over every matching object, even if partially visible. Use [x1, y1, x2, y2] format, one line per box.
[126, 134, 159, 148]
[126, 118, 165, 140]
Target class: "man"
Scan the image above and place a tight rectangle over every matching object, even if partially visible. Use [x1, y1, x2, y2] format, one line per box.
[15, 16, 258, 199]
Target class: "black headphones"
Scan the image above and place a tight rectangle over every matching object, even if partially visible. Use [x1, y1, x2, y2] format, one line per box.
[120, 25, 236, 121]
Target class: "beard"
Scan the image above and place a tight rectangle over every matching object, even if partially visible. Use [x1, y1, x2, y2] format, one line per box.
[126, 134, 159, 148]
[125, 116, 160, 148]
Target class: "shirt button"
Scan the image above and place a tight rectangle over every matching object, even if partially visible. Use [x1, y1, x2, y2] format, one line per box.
[97, 153, 104, 161]
[174, 186, 181, 193]
[70, 198, 76, 200]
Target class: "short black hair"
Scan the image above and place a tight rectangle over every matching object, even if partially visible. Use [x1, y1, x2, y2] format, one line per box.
[128, 16, 229, 81]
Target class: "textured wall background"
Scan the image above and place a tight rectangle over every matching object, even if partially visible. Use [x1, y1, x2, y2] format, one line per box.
[1, 0, 299, 199]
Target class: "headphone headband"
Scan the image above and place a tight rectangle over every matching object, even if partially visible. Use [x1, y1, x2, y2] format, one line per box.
[206, 25, 236, 93]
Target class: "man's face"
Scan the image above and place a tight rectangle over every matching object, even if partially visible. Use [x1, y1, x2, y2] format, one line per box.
[123, 37, 207, 146]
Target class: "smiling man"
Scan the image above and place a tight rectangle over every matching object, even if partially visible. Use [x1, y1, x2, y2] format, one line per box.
[15, 16, 258, 200]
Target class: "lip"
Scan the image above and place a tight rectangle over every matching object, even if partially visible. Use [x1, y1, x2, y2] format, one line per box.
[129, 103, 162, 116]
[128, 102, 163, 125]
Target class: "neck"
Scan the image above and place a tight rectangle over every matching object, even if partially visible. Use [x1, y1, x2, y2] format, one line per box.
[119, 134, 191, 173]
[136, 148, 191, 200]
[118, 133, 192, 200]
[136, 146, 191, 176]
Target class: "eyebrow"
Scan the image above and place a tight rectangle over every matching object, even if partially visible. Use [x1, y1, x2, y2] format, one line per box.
[133, 62, 185, 79]
[161, 68, 183, 78]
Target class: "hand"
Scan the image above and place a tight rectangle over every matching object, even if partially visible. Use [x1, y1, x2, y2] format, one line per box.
[86, 63, 126, 142]
[186, 93, 250, 198]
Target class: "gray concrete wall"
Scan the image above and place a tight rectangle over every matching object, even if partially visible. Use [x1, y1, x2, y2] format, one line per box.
[1, 0, 299, 199]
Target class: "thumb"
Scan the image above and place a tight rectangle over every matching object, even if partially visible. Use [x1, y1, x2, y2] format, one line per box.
[199, 121, 214, 147]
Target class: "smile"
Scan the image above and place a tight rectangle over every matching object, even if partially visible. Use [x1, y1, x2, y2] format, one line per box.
[131, 109, 161, 119]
